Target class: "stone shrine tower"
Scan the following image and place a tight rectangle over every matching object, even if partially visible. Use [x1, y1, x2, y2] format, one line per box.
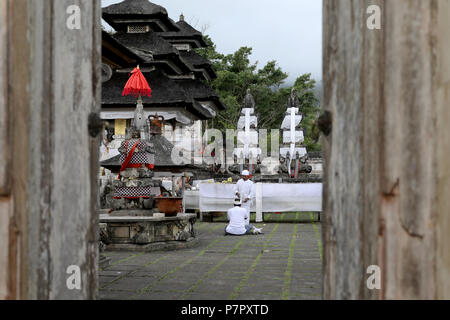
[233, 90, 261, 175]
[279, 90, 308, 178]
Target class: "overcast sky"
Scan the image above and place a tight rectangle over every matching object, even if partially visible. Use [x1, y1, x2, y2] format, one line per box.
[101, 0, 322, 85]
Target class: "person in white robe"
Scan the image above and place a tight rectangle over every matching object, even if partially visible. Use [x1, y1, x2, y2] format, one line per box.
[225, 197, 262, 235]
[234, 170, 255, 223]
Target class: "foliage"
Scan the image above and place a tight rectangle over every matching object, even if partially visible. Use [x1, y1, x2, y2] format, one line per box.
[196, 35, 322, 151]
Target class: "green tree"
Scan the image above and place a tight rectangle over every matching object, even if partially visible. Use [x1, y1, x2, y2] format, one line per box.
[292, 74, 322, 151]
[196, 35, 321, 151]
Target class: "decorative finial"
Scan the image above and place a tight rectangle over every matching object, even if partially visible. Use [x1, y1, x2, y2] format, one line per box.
[180, 13, 185, 22]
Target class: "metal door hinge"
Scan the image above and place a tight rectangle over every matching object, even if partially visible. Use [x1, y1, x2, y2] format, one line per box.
[88, 112, 104, 138]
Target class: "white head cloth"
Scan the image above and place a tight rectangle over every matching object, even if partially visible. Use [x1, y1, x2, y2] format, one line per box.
[241, 170, 250, 176]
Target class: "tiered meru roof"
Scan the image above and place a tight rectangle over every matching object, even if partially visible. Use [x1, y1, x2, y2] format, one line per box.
[102, 0, 224, 120]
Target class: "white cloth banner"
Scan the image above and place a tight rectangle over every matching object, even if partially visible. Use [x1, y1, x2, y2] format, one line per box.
[255, 182, 263, 222]
[198, 183, 322, 213]
[198, 184, 235, 212]
[184, 190, 200, 210]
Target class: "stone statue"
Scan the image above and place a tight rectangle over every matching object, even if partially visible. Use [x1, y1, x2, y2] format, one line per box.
[133, 96, 147, 132]
[112, 128, 160, 210]
[243, 88, 256, 109]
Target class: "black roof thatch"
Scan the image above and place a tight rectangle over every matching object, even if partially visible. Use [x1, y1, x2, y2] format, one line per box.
[112, 32, 194, 74]
[102, 31, 145, 68]
[179, 50, 210, 66]
[101, 1, 226, 120]
[103, 0, 167, 16]
[103, 0, 179, 32]
[102, 69, 221, 119]
[176, 20, 202, 37]
[113, 32, 175, 56]
[174, 79, 225, 111]
[179, 51, 217, 80]
[159, 19, 208, 48]
[103, 69, 187, 105]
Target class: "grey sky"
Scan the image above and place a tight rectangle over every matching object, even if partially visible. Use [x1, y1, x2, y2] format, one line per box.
[102, 0, 322, 84]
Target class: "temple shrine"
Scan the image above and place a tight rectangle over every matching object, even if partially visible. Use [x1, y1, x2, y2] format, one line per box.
[231, 90, 262, 176]
[279, 90, 311, 179]
[100, 0, 224, 164]
[98, 0, 225, 252]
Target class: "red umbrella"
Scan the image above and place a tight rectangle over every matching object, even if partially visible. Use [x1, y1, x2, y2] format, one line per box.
[122, 66, 152, 98]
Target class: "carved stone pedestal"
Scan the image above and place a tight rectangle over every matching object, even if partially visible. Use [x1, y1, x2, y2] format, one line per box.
[99, 213, 197, 252]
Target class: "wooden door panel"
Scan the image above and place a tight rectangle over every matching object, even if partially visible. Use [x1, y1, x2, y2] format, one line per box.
[0, 0, 9, 195]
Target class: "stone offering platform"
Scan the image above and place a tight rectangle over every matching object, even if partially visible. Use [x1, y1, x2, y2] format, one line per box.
[100, 212, 197, 252]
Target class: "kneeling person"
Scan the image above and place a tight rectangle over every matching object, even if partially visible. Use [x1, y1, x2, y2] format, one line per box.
[225, 197, 261, 235]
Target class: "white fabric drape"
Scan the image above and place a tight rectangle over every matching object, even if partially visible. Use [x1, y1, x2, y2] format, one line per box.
[198, 183, 322, 213]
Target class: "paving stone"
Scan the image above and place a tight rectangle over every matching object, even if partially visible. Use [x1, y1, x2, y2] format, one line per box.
[138, 291, 182, 300]
[99, 289, 135, 300]
[99, 275, 119, 286]
[182, 290, 234, 300]
[234, 293, 282, 300]
[128, 270, 163, 277]
[103, 264, 143, 271]
[100, 221, 323, 300]
[100, 270, 133, 277]
[105, 276, 157, 291]
[189, 282, 239, 294]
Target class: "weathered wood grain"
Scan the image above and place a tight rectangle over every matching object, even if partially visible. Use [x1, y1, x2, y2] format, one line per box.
[9, 0, 31, 299]
[0, 0, 9, 195]
[323, 0, 450, 299]
[0, 199, 11, 299]
[0, 0, 11, 299]
[435, 0, 450, 299]
[1, 0, 101, 299]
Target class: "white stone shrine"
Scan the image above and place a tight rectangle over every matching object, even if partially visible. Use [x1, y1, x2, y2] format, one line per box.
[280, 90, 308, 178]
[233, 90, 261, 174]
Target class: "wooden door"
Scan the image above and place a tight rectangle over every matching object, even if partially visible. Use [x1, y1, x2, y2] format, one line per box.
[322, 0, 450, 299]
[0, 0, 101, 299]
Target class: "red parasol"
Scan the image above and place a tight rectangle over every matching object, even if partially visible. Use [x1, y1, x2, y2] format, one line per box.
[122, 66, 152, 98]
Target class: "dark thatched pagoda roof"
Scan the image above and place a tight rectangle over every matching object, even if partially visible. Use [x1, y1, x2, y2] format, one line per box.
[103, 0, 179, 32]
[176, 20, 203, 36]
[179, 50, 210, 66]
[179, 51, 217, 80]
[113, 32, 175, 56]
[102, 31, 145, 68]
[102, 69, 221, 119]
[103, 0, 167, 15]
[112, 32, 194, 74]
[159, 19, 208, 48]
[174, 79, 225, 111]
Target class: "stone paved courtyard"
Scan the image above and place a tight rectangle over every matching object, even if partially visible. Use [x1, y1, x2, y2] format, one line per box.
[99, 214, 322, 300]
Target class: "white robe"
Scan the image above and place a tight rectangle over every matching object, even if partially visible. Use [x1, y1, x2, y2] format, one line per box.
[235, 179, 255, 219]
[226, 207, 249, 235]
